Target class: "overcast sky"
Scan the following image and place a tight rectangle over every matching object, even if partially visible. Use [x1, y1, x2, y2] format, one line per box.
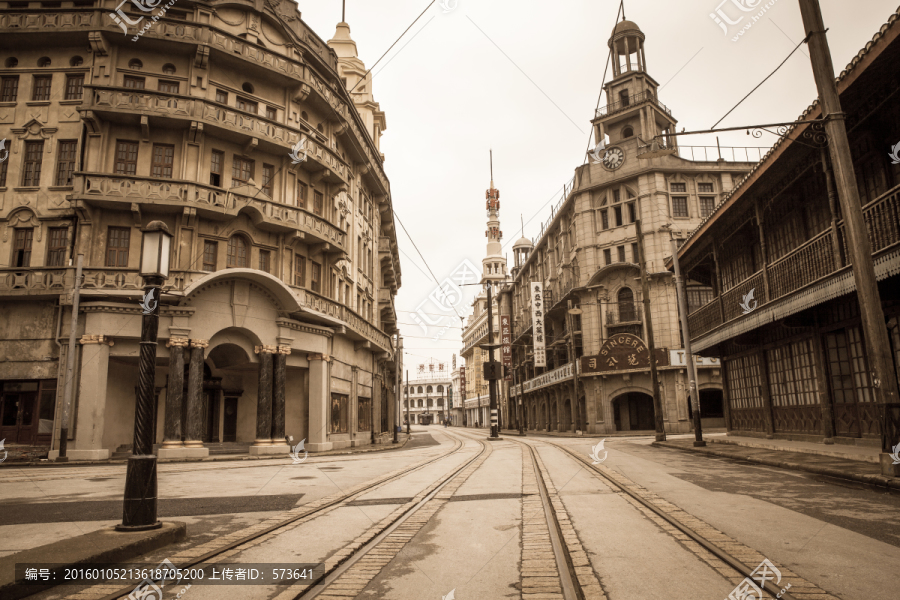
[297, 0, 898, 376]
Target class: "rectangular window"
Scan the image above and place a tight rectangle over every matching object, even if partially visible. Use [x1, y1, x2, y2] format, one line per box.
[297, 180, 307, 208]
[0, 159, 7, 187]
[672, 196, 688, 217]
[358, 397, 371, 431]
[726, 354, 763, 409]
[210, 150, 223, 187]
[826, 327, 874, 406]
[766, 339, 819, 408]
[612, 189, 620, 203]
[313, 190, 324, 216]
[258, 249, 270, 273]
[215, 89, 228, 103]
[151, 144, 174, 179]
[22, 140, 44, 186]
[627, 202, 636, 223]
[123, 76, 145, 89]
[293, 254, 305, 287]
[600, 209, 609, 230]
[330, 393, 349, 434]
[0, 76, 18, 102]
[202, 240, 217, 271]
[158, 80, 179, 94]
[236, 97, 258, 113]
[232, 155, 253, 186]
[32, 76, 52, 101]
[265, 106, 276, 120]
[604, 248, 612, 265]
[106, 227, 130, 267]
[311, 261, 321, 293]
[700, 196, 715, 218]
[631, 243, 639, 264]
[114, 140, 139, 175]
[698, 182, 714, 193]
[670, 182, 686, 193]
[686, 286, 714, 313]
[226, 236, 248, 268]
[262, 163, 274, 197]
[47, 227, 67, 267]
[614, 206, 623, 227]
[55, 140, 77, 186]
[64, 74, 84, 100]
[12, 229, 33, 268]
[617, 246, 626, 263]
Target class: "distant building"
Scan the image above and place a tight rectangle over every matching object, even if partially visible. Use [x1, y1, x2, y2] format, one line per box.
[508, 19, 757, 434]
[404, 371, 452, 425]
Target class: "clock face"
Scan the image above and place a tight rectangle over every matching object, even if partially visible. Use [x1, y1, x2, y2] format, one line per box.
[602, 146, 625, 170]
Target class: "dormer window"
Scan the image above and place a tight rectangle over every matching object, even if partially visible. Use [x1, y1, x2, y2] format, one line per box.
[622, 126, 634, 138]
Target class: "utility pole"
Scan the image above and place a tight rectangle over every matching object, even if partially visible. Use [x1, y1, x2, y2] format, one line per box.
[566, 300, 583, 433]
[486, 284, 500, 438]
[57, 254, 83, 462]
[393, 336, 401, 444]
[799, 0, 899, 465]
[405, 370, 410, 435]
[517, 367, 525, 435]
[636, 219, 666, 442]
[670, 238, 705, 447]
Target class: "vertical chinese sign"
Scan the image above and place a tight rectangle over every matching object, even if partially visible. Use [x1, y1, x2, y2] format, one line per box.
[459, 366, 466, 402]
[500, 315, 512, 381]
[531, 282, 546, 367]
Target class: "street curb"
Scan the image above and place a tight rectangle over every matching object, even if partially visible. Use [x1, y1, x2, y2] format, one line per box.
[0, 521, 187, 600]
[652, 441, 900, 491]
[708, 437, 880, 464]
[0, 435, 412, 470]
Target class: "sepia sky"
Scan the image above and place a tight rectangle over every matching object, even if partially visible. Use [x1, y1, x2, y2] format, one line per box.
[296, 0, 899, 375]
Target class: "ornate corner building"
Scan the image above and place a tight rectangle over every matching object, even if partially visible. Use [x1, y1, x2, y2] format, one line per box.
[506, 20, 760, 435]
[0, 0, 402, 458]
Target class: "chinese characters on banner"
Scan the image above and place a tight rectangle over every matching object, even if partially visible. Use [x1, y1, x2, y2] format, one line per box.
[459, 366, 466, 401]
[500, 314, 512, 381]
[531, 282, 546, 367]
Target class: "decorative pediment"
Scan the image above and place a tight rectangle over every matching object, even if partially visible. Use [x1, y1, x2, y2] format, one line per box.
[11, 119, 57, 140]
[2, 209, 41, 243]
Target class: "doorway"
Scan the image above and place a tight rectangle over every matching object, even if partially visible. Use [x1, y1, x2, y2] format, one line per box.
[613, 392, 656, 431]
[223, 397, 238, 442]
[0, 380, 56, 445]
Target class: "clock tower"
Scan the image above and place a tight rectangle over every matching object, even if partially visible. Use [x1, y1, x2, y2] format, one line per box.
[591, 19, 679, 167]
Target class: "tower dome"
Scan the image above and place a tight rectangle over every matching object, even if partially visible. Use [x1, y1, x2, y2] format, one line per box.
[609, 19, 647, 76]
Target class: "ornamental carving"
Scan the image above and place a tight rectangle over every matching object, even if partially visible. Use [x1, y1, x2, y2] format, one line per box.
[255, 344, 278, 354]
[81, 335, 114, 346]
[190, 339, 209, 349]
[166, 337, 191, 348]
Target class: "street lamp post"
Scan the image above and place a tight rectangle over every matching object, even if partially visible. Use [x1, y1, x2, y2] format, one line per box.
[393, 336, 401, 444]
[117, 221, 172, 531]
[670, 237, 705, 447]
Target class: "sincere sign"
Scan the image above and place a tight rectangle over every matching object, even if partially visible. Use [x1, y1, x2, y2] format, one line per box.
[668, 350, 721, 368]
[459, 366, 466, 401]
[581, 333, 669, 374]
[500, 314, 512, 381]
[531, 282, 546, 367]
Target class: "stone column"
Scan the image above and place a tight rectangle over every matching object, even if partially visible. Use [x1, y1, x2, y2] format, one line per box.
[180, 339, 209, 457]
[253, 345, 275, 448]
[161, 337, 189, 448]
[270, 346, 290, 447]
[308, 353, 333, 452]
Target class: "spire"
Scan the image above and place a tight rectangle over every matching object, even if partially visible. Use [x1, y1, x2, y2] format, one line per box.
[481, 151, 506, 287]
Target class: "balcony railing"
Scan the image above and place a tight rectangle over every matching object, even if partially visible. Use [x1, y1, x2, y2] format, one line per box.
[595, 91, 671, 119]
[675, 146, 768, 163]
[74, 173, 347, 251]
[686, 183, 900, 340]
[606, 306, 642, 325]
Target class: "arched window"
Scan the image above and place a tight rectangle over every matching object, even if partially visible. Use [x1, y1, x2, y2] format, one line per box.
[162, 63, 176, 74]
[5, 58, 18, 68]
[437, 385, 443, 393]
[618, 287, 636, 322]
[128, 59, 143, 70]
[622, 126, 634, 138]
[38, 57, 51, 67]
[242, 82, 254, 93]
[426, 385, 433, 393]
[301, 111, 308, 121]
[417, 386, 423, 394]
[226, 235, 248, 268]
[70, 56, 84, 67]
[317, 123, 324, 133]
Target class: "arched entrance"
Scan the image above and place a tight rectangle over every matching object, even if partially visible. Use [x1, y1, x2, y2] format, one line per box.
[550, 401, 557, 431]
[612, 392, 656, 431]
[562, 399, 572, 432]
[577, 397, 586, 432]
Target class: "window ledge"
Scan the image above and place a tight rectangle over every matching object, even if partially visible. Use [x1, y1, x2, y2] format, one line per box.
[26, 101, 51, 106]
[59, 99, 83, 105]
[48, 185, 74, 191]
[0, 102, 16, 107]
[13, 187, 41, 192]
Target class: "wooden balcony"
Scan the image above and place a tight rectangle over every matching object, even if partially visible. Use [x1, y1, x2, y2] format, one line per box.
[687, 183, 900, 341]
[72, 173, 347, 253]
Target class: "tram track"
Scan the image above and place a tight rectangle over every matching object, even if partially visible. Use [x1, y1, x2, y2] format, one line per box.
[43, 434, 471, 600]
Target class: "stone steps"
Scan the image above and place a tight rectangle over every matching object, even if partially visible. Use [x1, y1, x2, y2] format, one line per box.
[111, 441, 252, 459]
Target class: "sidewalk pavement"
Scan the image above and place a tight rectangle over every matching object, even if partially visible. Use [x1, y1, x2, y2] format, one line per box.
[653, 435, 900, 491]
[0, 433, 413, 469]
[496, 428, 728, 439]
